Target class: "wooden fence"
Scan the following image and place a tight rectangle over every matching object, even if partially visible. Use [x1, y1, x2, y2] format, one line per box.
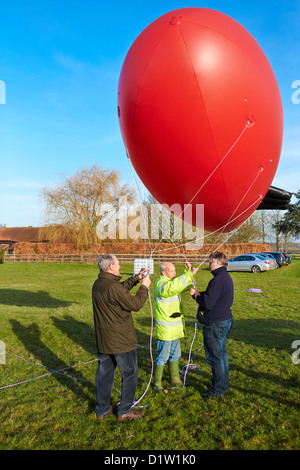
[3, 252, 209, 264]
[3, 252, 300, 264]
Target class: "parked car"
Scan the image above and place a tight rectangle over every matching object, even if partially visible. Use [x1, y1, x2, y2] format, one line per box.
[261, 253, 279, 268]
[243, 253, 278, 270]
[263, 252, 286, 267]
[227, 254, 273, 273]
[282, 253, 291, 264]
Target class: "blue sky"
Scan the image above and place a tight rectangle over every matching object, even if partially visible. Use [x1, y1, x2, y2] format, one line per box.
[0, 0, 299, 227]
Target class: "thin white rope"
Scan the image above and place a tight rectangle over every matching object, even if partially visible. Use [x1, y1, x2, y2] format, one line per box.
[182, 317, 200, 388]
[151, 195, 262, 255]
[166, 120, 254, 230]
[127, 157, 189, 263]
[132, 290, 154, 407]
[0, 349, 98, 390]
[126, 120, 262, 397]
[127, 120, 254, 264]
[126, 156, 153, 256]
[188, 166, 263, 266]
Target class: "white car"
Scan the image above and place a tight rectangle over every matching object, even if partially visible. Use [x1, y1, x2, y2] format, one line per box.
[227, 254, 274, 273]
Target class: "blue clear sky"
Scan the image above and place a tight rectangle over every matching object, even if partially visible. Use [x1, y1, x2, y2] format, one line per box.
[0, 0, 299, 227]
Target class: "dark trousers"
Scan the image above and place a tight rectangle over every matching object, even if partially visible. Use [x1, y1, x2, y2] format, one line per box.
[95, 349, 138, 416]
[203, 319, 233, 395]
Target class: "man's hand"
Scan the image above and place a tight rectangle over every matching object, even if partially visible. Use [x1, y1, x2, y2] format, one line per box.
[189, 288, 200, 298]
[141, 275, 151, 288]
[136, 268, 148, 280]
[185, 261, 198, 276]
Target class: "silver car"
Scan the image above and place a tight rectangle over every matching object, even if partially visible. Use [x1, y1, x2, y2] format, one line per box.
[227, 254, 273, 273]
[243, 253, 278, 270]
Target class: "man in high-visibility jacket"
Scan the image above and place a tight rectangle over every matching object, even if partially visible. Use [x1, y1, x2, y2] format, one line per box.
[153, 261, 198, 391]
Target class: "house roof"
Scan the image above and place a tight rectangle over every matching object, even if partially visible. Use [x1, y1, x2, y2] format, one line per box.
[0, 227, 44, 242]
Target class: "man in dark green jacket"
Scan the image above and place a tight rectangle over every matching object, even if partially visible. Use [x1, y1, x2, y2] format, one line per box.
[92, 254, 150, 421]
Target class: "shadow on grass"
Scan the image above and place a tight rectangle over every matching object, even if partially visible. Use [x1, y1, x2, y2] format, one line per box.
[50, 314, 153, 411]
[51, 315, 96, 357]
[51, 314, 152, 362]
[0, 289, 73, 308]
[10, 320, 94, 404]
[230, 318, 300, 351]
[51, 314, 155, 392]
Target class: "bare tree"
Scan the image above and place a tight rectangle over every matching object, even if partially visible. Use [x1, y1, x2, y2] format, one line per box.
[41, 165, 136, 248]
[256, 210, 273, 244]
[227, 214, 261, 243]
[271, 210, 284, 251]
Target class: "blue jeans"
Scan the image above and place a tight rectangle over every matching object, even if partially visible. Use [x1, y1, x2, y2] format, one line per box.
[95, 349, 138, 416]
[203, 319, 233, 395]
[155, 339, 181, 366]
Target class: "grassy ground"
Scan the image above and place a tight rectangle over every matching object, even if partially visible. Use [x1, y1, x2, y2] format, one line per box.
[0, 260, 299, 450]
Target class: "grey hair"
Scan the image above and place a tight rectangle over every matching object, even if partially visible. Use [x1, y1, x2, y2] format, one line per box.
[159, 263, 167, 274]
[98, 254, 116, 271]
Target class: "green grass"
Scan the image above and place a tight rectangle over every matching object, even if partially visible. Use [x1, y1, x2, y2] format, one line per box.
[0, 261, 299, 450]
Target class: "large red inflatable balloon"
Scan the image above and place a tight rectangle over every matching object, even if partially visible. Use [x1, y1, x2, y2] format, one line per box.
[117, 8, 283, 232]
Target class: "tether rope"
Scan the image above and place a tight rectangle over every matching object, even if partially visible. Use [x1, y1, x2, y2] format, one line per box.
[126, 119, 264, 399]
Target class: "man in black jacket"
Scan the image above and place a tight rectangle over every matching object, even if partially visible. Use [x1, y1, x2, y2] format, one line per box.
[190, 252, 234, 398]
[92, 254, 150, 420]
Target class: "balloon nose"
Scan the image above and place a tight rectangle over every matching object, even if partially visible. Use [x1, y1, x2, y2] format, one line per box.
[170, 16, 183, 25]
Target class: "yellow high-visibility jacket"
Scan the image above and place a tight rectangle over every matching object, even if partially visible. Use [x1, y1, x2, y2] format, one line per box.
[154, 268, 194, 341]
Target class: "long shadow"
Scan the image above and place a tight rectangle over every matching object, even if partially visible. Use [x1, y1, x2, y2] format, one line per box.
[228, 363, 300, 410]
[52, 314, 153, 375]
[51, 314, 153, 406]
[51, 315, 96, 357]
[0, 289, 73, 308]
[230, 318, 300, 351]
[51, 313, 154, 361]
[10, 320, 93, 403]
[51, 312, 158, 398]
[189, 318, 300, 408]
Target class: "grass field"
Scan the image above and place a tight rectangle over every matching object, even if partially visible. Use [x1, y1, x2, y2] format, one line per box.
[0, 260, 299, 451]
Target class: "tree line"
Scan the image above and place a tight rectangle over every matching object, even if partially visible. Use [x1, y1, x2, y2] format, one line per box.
[39, 165, 300, 251]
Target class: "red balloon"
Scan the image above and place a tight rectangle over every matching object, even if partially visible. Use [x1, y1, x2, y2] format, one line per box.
[117, 8, 283, 232]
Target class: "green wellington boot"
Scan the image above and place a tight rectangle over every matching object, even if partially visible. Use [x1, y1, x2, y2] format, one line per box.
[168, 361, 182, 387]
[153, 365, 164, 392]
